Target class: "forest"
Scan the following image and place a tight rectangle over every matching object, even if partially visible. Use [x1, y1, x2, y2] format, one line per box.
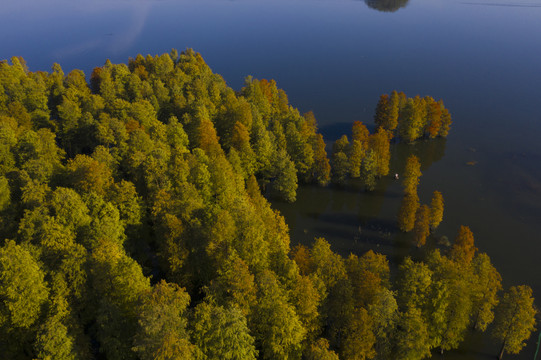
[0, 49, 536, 360]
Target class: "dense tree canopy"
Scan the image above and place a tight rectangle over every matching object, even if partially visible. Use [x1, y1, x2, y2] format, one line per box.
[0, 51, 529, 360]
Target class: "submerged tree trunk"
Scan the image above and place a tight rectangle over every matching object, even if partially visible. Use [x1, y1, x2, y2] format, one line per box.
[498, 339, 506, 360]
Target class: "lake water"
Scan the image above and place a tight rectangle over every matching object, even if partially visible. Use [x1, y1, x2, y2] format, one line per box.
[2, 0, 541, 358]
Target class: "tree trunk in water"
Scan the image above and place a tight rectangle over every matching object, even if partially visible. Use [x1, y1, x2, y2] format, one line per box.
[498, 340, 506, 360]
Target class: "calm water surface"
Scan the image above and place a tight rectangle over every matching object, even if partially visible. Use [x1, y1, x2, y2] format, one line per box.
[2, 0, 541, 358]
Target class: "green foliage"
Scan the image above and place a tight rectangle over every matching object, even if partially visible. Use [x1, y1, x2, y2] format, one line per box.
[33, 317, 77, 360]
[394, 307, 431, 360]
[0, 51, 527, 360]
[0, 240, 49, 329]
[252, 270, 306, 360]
[270, 149, 298, 202]
[367, 288, 398, 359]
[289, 274, 322, 339]
[331, 151, 349, 186]
[492, 285, 537, 359]
[397, 257, 432, 311]
[340, 308, 376, 360]
[311, 237, 347, 290]
[305, 338, 339, 360]
[0, 176, 10, 211]
[375, 91, 451, 141]
[360, 149, 378, 191]
[133, 280, 195, 360]
[471, 253, 502, 331]
[191, 302, 257, 360]
[425, 250, 473, 352]
[348, 140, 364, 178]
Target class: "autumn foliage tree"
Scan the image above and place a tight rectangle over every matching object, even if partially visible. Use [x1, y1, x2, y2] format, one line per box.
[398, 192, 420, 232]
[450, 225, 477, 265]
[413, 204, 430, 247]
[0, 51, 532, 360]
[402, 155, 421, 195]
[429, 190, 444, 230]
[374, 90, 451, 142]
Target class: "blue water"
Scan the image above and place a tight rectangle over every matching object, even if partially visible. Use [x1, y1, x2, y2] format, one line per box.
[3, 0, 541, 357]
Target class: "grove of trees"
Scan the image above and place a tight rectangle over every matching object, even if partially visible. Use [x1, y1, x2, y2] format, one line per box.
[0, 50, 534, 360]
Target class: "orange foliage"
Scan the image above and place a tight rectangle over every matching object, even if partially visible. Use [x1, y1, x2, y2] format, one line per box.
[292, 244, 313, 276]
[450, 225, 477, 265]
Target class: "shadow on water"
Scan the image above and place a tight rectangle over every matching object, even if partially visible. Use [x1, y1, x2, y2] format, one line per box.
[319, 122, 377, 143]
[364, 0, 410, 12]
[485, 151, 541, 220]
[391, 137, 448, 174]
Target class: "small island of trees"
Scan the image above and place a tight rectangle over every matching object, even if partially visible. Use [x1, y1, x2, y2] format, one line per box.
[0, 50, 535, 360]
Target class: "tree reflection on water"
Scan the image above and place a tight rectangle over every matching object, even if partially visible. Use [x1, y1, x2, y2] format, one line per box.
[364, 0, 410, 12]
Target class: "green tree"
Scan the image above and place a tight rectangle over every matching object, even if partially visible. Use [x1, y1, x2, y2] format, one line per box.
[231, 121, 256, 177]
[471, 253, 502, 331]
[285, 122, 314, 181]
[289, 274, 322, 339]
[396, 257, 432, 311]
[324, 278, 355, 348]
[393, 307, 431, 360]
[426, 250, 473, 353]
[311, 237, 347, 290]
[340, 307, 376, 360]
[271, 149, 298, 202]
[331, 135, 350, 185]
[207, 253, 256, 316]
[333, 134, 350, 154]
[0, 176, 10, 211]
[91, 239, 151, 360]
[348, 140, 365, 178]
[33, 317, 76, 360]
[0, 239, 49, 330]
[367, 288, 398, 359]
[305, 338, 339, 360]
[133, 280, 195, 360]
[252, 270, 306, 360]
[191, 302, 257, 360]
[492, 285, 537, 359]
[331, 151, 349, 186]
[360, 149, 378, 191]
